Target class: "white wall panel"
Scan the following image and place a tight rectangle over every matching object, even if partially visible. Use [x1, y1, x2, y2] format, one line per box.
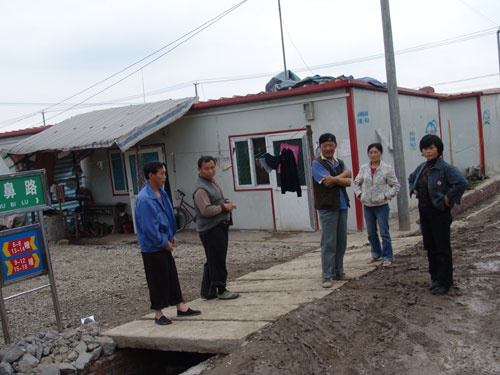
[440, 97, 480, 174]
[480, 94, 500, 175]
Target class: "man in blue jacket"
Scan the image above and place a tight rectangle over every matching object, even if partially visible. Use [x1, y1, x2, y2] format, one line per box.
[409, 135, 467, 295]
[135, 161, 200, 325]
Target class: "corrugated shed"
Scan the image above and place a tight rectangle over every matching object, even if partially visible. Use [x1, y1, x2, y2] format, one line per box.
[49, 151, 90, 211]
[1, 97, 197, 154]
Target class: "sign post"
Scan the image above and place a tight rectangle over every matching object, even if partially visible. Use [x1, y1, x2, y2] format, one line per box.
[0, 170, 62, 343]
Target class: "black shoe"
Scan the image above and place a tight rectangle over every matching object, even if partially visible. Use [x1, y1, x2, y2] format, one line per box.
[431, 286, 450, 295]
[155, 315, 172, 325]
[429, 280, 439, 291]
[201, 287, 217, 300]
[201, 293, 217, 300]
[177, 308, 201, 317]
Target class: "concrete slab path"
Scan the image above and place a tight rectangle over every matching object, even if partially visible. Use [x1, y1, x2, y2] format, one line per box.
[103, 224, 422, 354]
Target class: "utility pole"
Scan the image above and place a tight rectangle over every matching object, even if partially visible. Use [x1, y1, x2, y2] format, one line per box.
[194, 82, 199, 97]
[497, 27, 500, 76]
[41, 111, 46, 126]
[277, 0, 288, 80]
[380, 0, 410, 231]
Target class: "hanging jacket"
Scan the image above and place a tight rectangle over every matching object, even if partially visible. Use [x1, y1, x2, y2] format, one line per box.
[280, 148, 302, 197]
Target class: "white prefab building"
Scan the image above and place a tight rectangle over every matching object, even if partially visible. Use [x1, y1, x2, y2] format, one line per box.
[12, 79, 496, 234]
[81, 79, 442, 232]
[440, 89, 500, 177]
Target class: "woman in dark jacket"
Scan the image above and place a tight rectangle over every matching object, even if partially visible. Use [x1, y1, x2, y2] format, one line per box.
[408, 135, 467, 295]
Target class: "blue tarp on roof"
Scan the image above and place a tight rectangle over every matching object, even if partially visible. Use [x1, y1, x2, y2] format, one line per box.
[265, 71, 386, 92]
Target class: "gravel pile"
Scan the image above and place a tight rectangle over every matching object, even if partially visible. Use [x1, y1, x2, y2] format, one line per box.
[0, 320, 115, 374]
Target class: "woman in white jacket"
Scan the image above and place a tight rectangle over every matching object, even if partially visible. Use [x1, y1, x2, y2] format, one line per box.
[353, 143, 400, 267]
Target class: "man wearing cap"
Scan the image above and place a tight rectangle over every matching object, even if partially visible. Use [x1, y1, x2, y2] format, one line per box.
[312, 133, 352, 288]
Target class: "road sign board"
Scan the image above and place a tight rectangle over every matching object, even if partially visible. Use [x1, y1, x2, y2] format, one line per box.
[0, 170, 50, 216]
[0, 224, 47, 286]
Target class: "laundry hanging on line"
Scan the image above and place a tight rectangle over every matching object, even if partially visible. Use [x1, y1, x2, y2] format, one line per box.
[254, 148, 302, 197]
[279, 148, 302, 197]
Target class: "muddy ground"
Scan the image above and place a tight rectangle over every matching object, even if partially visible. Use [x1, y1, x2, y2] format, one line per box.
[201, 195, 500, 375]
[1, 194, 499, 374]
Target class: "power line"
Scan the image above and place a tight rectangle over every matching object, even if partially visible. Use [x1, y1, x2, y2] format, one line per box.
[459, 0, 498, 28]
[306, 28, 496, 72]
[40, 0, 248, 125]
[0, 0, 248, 129]
[1, 26, 497, 128]
[0, 101, 139, 106]
[419, 73, 499, 87]
[283, 22, 315, 76]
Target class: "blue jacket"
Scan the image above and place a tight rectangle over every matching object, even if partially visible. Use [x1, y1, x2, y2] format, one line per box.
[408, 157, 467, 210]
[135, 183, 176, 253]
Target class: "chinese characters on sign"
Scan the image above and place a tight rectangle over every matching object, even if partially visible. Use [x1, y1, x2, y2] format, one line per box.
[0, 170, 62, 342]
[356, 111, 370, 125]
[0, 226, 46, 285]
[409, 129, 417, 150]
[0, 175, 46, 214]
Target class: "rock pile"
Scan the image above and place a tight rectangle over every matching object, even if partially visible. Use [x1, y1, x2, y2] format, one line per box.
[0, 321, 116, 375]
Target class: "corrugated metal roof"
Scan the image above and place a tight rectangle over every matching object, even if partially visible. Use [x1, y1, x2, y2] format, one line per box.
[1, 97, 197, 154]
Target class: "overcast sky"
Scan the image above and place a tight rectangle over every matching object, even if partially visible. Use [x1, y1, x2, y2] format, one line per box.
[1, 0, 499, 132]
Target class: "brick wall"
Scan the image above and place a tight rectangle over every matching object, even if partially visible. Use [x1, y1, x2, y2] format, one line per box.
[452, 178, 500, 216]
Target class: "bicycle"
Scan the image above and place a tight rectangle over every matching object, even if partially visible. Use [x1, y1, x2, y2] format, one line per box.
[173, 189, 197, 232]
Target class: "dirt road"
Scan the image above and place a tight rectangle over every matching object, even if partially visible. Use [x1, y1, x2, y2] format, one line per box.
[201, 195, 500, 375]
[2, 192, 499, 375]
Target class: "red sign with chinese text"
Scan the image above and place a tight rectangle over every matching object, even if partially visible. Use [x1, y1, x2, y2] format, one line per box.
[2, 236, 37, 257]
[5, 253, 40, 276]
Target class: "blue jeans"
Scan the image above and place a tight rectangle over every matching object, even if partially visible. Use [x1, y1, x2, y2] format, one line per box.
[319, 209, 348, 278]
[363, 204, 393, 261]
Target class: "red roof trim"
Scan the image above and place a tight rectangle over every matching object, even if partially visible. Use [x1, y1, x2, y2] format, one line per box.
[191, 79, 441, 110]
[440, 92, 482, 101]
[0, 126, 51, 139]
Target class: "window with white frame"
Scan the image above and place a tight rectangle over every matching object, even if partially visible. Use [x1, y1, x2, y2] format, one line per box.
[231, 136, 270, 187]
[108, 150, 128, 195]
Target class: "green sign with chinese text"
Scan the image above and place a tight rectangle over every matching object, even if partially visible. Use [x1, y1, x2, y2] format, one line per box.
[0, 171, 49, 215]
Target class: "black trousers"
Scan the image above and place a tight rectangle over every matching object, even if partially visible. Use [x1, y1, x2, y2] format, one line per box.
[199, 222, 229, 297]
[418, 205, 453, 288]
[142, 251, 183, 310]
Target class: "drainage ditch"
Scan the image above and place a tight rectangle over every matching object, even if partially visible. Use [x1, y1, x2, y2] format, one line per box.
[84, 348, 216, 375]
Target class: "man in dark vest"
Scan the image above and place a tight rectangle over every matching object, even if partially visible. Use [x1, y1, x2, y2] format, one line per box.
[312, 133, 352, 288]
[193, 156, 239, 300]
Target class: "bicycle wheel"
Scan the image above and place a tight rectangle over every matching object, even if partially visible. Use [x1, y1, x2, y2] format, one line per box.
[175, 206, 189, 232]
